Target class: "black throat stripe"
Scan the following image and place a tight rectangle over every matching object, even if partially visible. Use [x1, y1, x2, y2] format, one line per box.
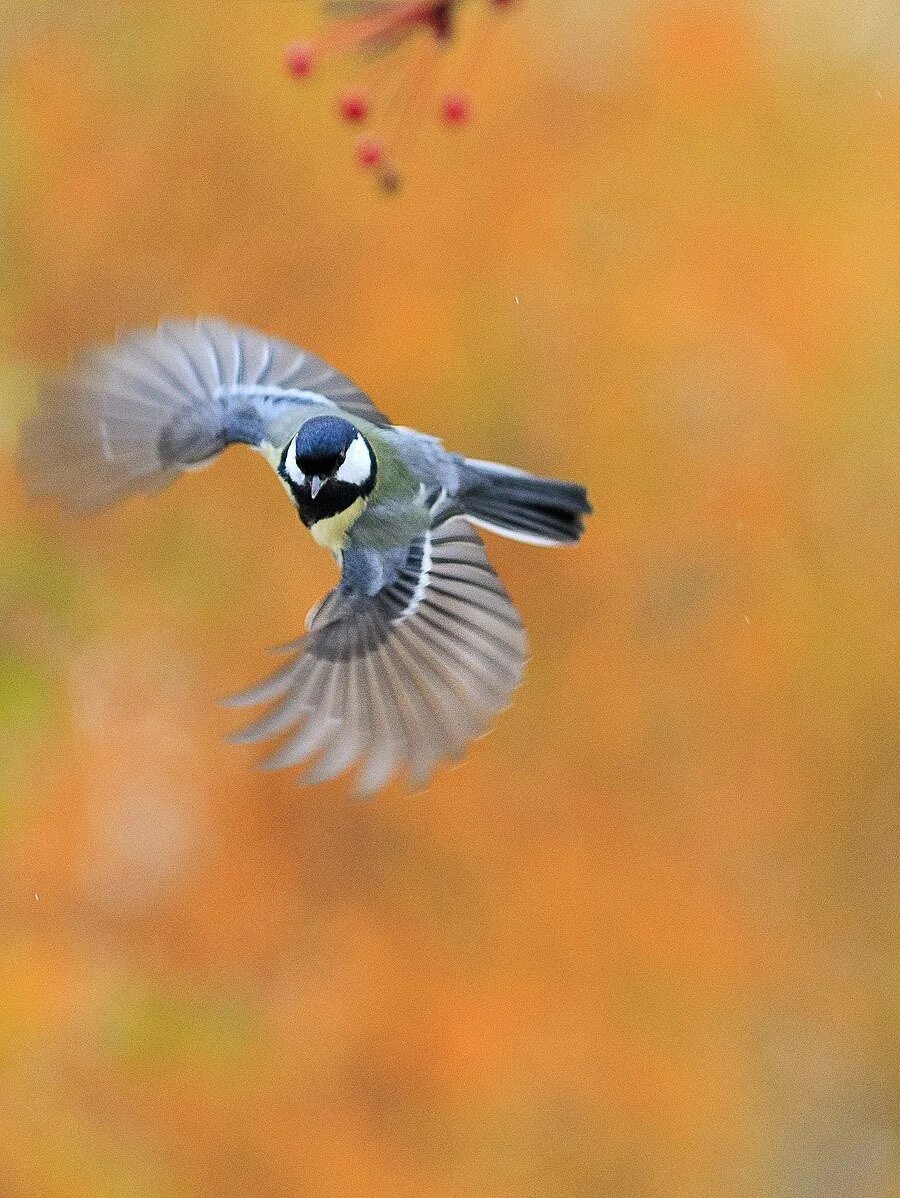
[287, 477, 363, 528]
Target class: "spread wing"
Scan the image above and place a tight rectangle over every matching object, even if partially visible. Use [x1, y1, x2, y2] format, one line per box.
[226, 517, 528, 796]
[20, 319, 390, 512]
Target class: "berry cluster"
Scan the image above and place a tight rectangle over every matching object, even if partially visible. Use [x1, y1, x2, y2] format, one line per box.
[284, 0, 517, 192]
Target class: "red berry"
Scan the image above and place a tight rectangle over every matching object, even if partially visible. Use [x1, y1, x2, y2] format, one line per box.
[356, 135, 385, 168]
[339, 90, 370, 123]
[441, 91, 471, 125]
[284, 41, 315, 79]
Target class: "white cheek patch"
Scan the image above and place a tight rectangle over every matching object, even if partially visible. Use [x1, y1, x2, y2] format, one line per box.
[282, 439, 306, 487]
[335, 434, 372, 486]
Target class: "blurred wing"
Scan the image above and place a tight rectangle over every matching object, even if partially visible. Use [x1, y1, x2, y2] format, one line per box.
[20, 319, 390, 512]
[227, 517, 528, 796]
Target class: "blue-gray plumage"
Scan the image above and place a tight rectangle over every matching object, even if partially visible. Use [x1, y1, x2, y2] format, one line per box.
[20, 320, 591, 794]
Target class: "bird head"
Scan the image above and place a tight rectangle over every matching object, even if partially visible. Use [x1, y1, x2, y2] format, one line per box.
[279, 415, 376, 525]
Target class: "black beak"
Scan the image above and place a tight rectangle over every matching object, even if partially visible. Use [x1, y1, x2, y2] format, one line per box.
[309, 475, 325, 499]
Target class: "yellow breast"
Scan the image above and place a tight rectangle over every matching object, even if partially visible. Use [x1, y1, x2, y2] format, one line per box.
[309, 496, 366, 553]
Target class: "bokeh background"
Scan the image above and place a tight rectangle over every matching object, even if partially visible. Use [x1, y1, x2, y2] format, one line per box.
[3, 1, 900, 1194]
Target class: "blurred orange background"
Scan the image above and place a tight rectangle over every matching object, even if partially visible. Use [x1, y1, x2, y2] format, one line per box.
[3, 2, 900, 1195]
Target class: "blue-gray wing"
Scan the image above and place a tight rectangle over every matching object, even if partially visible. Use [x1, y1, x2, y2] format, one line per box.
[20, 319, 390, 512]
[227, 517, 528, 796]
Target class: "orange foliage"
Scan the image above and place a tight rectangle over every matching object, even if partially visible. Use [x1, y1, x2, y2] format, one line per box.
[3, 2, 900, 1196]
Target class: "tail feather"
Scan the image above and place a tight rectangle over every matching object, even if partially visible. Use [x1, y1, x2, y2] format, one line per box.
[461, 458, 591, 546]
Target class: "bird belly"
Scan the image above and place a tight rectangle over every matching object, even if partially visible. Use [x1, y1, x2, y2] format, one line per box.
[309, 496, 366, 552]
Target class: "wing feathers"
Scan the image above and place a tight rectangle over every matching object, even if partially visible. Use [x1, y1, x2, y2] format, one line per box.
[229, 518, 527, 795]
[21, 319, 390, 512]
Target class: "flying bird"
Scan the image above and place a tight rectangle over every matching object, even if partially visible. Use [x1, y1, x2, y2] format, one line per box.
[20, 321, 590, 795]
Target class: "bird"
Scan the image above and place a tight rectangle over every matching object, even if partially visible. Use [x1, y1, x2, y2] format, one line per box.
[20, 319, 591, 795]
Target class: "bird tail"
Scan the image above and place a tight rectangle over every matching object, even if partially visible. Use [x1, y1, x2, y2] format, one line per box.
[460, 458, 591, 546]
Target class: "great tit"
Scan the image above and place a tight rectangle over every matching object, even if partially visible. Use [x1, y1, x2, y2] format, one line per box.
[21, 320, 591, 794]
